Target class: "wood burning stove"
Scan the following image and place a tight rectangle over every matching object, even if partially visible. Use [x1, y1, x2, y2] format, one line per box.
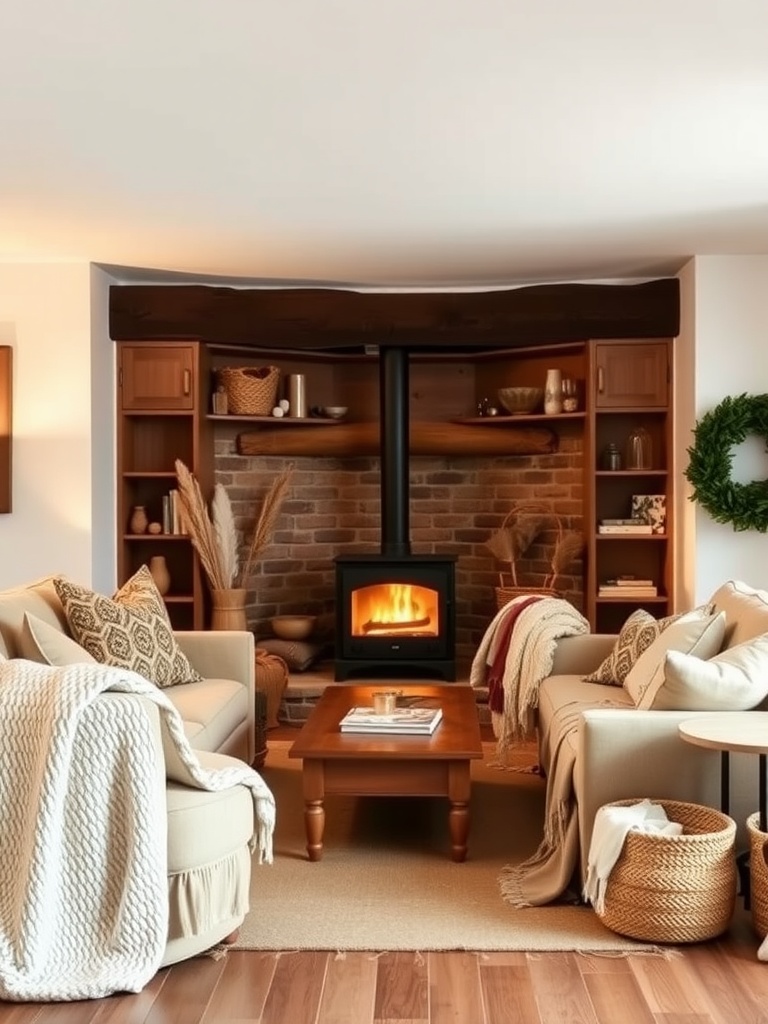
[334, 347, 457, 680]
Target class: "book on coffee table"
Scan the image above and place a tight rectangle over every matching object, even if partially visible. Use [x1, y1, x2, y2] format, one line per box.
[340, 705, 443, 735]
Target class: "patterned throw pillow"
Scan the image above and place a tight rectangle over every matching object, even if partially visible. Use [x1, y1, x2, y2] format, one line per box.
[583, 609, 665, 686]
[583, 606, 713, 687]
[53, 566, 203, 688]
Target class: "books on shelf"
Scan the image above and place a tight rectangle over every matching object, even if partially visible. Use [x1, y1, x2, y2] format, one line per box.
[598, 522, 653, 535]
[340, 705, 443, 735]
[599, 583, 658, 598]
[610, 575, 655, 587]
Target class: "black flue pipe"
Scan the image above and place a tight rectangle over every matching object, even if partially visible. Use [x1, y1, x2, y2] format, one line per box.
[380, 346, 410, 556]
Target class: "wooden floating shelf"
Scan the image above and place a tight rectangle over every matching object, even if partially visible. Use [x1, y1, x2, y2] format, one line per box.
[208, 414, 344, 425]
[236, 420, 558, 457]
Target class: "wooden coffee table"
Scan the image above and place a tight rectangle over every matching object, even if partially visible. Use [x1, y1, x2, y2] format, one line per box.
[288, 684, 484, 862]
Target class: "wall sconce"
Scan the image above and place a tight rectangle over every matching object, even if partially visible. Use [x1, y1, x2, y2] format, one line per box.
[0, 346, 11, 513]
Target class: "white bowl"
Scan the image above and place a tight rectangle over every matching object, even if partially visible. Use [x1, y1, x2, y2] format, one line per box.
[270, 614, 317, 640]
[323, 406, 348, 420]
[497, 387, 544, 415]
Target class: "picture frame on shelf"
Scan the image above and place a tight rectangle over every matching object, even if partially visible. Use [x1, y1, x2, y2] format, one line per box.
[631, 494, 666, 534]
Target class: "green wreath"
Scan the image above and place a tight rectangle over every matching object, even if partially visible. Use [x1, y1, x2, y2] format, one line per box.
[684, 393, 768, 532]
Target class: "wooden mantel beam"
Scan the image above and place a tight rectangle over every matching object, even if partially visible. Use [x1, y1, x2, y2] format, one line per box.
[109, 279, 679, 350]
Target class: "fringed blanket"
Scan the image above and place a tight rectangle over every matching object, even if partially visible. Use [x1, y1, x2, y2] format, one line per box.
[469, 595, 589, 759]
[498, 698, 628, 907]
[0, 660, 276, 1002]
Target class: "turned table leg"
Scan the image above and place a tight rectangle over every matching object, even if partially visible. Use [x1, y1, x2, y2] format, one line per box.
[448, 760, 471, 862]
[302, 759, 326, 861]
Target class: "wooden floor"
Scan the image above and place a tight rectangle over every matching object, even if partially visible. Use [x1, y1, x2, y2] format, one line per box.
[2, 924, 768, 1024]
[3, 725, 768, 1022]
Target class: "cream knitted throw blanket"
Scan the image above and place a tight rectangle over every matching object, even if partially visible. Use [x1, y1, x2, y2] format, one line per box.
[0, 659, 276, 1002]
[470, 596, 589, 759]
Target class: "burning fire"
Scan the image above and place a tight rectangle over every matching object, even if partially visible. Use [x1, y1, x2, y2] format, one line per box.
[351, 583, 438, 636]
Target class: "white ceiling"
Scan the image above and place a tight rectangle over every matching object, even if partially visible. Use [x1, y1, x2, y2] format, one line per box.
[2, 0, 768, 288]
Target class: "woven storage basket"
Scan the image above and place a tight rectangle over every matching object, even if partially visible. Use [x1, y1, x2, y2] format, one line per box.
[219, 366, 280, 416]
[747, 812, 768, 938]
[490, 502, 565, 611]
[597, 799, 737, 943]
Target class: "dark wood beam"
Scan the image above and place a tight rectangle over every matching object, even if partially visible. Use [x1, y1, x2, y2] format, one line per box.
[109, 279, 679, 350]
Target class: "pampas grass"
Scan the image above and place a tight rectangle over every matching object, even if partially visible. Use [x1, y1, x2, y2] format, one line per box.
[241, 464, 295, 585]
[175, 460, 294, 593]
[175, 460, 229, 591]
[212, 483, 239, 588]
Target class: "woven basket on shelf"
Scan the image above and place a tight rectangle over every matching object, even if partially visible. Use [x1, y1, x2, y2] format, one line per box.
[219, 366, 280, 416]
[747, 812, 768, 938]
[597, 799, 737, 944]
[489, 502, 565, 611]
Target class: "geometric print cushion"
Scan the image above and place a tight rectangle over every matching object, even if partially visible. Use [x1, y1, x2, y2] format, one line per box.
[583, 605, 712, 687]
[52, 565, 203, 689]
[582, 608, 667, 686]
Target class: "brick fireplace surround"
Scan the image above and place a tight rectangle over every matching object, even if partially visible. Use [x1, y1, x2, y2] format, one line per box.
[214, 432, 584, 673]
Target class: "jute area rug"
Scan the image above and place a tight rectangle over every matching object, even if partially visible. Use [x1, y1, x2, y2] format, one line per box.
[236, 739, 653, 952]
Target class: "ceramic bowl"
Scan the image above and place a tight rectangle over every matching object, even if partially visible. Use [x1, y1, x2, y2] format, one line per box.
[270, 614, 317, 640]
[323, 406, 348, 420]
[497, 386, 544, 415]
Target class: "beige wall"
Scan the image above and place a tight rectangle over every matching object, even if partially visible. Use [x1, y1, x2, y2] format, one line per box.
[677, 256, 768, 604]
[0, 262, 116, 590]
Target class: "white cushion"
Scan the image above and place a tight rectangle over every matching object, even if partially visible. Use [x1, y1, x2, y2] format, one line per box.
[19, 612, 96, 666]
[708, 580, 768, 649]
[655, 633, 768, 711]
[624, 611, 726, 709]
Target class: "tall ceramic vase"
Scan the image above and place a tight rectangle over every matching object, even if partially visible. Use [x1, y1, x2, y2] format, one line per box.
[211, 588, 248, 631]
[149, 555, 171, 596]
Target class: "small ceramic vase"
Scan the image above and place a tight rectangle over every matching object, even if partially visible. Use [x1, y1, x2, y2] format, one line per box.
[129, 505, 149, 535]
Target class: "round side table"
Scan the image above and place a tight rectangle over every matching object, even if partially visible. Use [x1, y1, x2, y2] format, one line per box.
[678, 713, 768, 831]
[679, 712, 768, 907]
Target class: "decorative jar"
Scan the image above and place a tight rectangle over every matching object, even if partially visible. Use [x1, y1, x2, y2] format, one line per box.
[626, 426, 653, 470]
[129, 505, 149, 535]
[601, 443, 622, 471]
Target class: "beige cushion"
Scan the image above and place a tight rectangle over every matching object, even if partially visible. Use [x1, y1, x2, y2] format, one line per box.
[164, 678, 249, 752]
[624, 611, 726, 709]
[0, 576, 69, 659]
[19, 612, 96, 665]
[655, 633, 768, 711]
[709, 580, 768, 649]
[583, 609, 667, 686]
[53, 566, 203, 688]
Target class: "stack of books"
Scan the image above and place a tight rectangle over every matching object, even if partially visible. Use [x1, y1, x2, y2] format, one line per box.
[598, 575, 658, 598]
[598, 518, 652, 535]
[339, 705, 443, 735]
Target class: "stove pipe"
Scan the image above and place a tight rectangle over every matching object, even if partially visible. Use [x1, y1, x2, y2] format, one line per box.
[380, 346, 410, 557]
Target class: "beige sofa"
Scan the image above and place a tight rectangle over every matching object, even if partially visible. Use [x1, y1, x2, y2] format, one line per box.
[536, 579, 768, 892]
[0, 575, 259, 967]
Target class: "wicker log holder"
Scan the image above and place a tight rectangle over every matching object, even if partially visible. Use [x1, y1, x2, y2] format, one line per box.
[485, 501, 581, 611]
[597, 799, 737, 944]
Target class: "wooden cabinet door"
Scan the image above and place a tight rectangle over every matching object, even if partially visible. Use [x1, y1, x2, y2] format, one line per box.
[595, 341, 669, 408]
[120, 344, 195, 410]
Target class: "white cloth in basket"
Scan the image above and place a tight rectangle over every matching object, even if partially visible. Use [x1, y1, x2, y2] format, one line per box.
[583, 799, 683, 914]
